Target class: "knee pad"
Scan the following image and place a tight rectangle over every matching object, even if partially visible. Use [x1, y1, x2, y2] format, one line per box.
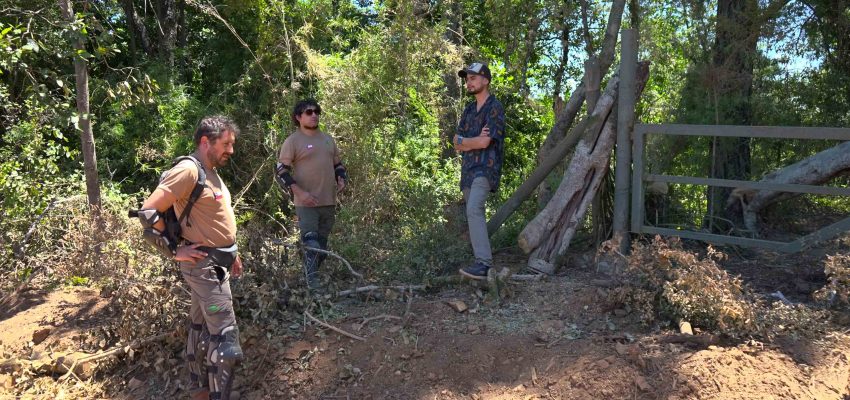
[302, 231, 321, 249]
[302, 231, 321, 275]
[316, 235, 328, 265]
[186, 322, 210, 389]
[207, 326, 243, 400]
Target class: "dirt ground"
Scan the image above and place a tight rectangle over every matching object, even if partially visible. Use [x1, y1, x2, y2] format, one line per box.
[2, 247, 850, 400]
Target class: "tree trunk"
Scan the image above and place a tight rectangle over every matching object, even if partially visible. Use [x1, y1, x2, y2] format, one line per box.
[579, 0, 594, 55]
[59, 0, 101, 217]
[440, 0, 463, 160]
[521, 62, 650, 274]
[156, 0, 180, 67]
[706, 0, 783, 230]
[520, 75, 623, 254]
[629, 0, 640, 31]
[551, 5, 571, 115]
[518, 10, 542, 99]
[536, 0, 626, 208]
[120, 0, 152, 57]
[734, 141, 850, 233]
[176, 0, 189, 78]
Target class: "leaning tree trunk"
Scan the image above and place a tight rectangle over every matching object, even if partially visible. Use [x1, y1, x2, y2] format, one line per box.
[59, 0, 102, 217]
[520, 62, 650, 274]
[536, 0, 626, 208]
[735, 141, 850, 233]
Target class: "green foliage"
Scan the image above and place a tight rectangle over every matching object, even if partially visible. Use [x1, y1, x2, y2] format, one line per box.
[1, 0, 849, 289]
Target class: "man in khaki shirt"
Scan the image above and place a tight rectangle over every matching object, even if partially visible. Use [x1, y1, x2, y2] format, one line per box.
[139, 116, 243, 400]
[275, 99, 347, 289]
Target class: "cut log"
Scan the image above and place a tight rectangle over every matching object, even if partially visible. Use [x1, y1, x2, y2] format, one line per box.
[519, 75, 622, 254]
[733, 140, 850, 232]
[524, 116, 619, 273]
[488, 112, 599, 236]
[520, 62, 650, 274]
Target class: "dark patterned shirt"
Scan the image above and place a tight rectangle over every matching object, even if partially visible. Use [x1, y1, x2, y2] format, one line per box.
[457, 95, 506, 192]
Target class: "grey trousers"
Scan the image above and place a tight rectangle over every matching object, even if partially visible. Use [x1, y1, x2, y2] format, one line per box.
[295, 206, 336, 238]
[180, 261, 236, 335]
[462, 176, 493, 266]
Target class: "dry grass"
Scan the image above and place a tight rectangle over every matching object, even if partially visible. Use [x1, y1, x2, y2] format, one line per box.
[814, 254, 850, 307]
[608, 236, 831, 340]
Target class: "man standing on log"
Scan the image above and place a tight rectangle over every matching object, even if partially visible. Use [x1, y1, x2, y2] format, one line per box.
[454, 62, 506, 280]
[275, 99, 348, 289]
[137, 116, 243, 400]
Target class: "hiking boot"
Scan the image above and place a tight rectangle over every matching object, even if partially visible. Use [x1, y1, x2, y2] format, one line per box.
[459, 262, 490, 280]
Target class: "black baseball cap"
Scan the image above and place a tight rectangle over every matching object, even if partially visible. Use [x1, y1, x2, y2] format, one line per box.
[458, 62, 492, 81]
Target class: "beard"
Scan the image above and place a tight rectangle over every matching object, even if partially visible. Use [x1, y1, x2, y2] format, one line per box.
[466, 85, 484, 95]
[207, 148, 230, 168]
[302, 123, 319, 130]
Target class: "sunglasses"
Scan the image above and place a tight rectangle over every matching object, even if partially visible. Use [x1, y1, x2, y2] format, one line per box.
[302, 108, 321, 116]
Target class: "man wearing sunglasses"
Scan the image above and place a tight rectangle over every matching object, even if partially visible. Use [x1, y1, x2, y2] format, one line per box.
[276, 99, 347, 290]
[453, 62, 506, 280]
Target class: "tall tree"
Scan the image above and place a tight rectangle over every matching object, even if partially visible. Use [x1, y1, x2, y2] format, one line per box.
[707, 0, 787, 229]
[58, 0, 101, 216]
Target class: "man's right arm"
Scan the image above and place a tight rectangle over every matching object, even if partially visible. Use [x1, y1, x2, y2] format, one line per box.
[141, 188, 177, 232]
[138, 168, 208, 261]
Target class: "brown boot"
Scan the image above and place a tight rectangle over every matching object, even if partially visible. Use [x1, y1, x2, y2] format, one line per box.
[190, 389, 210, 400]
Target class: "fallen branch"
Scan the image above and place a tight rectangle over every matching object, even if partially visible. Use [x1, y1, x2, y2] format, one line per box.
[336, 273, 541, 298]
[336, 285, 427, 297]
[510, 274, 544, 281]
[304, 310, 366, 342]
[356, 314, 402, 332]
[304, 246, 363, 280]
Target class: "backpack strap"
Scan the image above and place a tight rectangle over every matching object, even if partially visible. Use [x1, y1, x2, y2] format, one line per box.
[172, 155, 207, 228]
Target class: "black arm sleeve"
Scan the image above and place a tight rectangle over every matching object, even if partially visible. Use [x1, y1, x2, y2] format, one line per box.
[275, 162, 296, 189]
[334, 162, 348, 182]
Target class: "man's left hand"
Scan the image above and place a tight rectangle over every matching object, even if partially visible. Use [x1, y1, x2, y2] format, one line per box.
[231, 255, 243, 278]
[337, 176, 346, 193]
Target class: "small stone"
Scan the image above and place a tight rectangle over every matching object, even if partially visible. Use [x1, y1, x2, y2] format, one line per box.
[32, 328, 51, 345]
[446, 300, 468, 313]
[283, 341, 313, 360]
[388, 325, 402, 333]
[613, 309, 628, 317]
[128, 377, 145, 390]
[512, 384, 526, 392]
[635, 375, 653, 391]
[427, 372, 436, 380]
[615, 342, 633, 356]
[595, 359, 610, 369]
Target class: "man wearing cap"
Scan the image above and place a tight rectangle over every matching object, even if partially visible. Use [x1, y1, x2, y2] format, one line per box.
[453, 62, 506, 280]
[275, 99, 348, 289]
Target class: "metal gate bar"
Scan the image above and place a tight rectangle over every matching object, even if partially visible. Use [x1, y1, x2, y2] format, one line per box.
[630, 124, 850, 253]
